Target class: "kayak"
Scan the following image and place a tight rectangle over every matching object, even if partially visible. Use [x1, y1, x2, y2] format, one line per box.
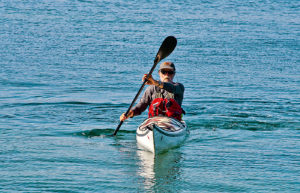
[136, 116, 188, 154]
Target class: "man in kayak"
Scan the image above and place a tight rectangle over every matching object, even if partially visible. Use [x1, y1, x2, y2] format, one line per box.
[120, 61, 184, 121]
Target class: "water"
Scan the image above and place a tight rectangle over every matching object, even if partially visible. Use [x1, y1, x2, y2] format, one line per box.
[1, 0, 299, 192]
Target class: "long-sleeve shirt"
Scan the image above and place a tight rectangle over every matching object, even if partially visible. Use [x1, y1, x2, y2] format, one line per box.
[131, 82, 184, 116]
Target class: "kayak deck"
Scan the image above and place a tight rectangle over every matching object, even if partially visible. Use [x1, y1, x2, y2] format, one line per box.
[136, 116, 188, 154]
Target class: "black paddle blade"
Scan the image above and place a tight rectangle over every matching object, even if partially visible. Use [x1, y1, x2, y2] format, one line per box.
[154, 36, 177, 64]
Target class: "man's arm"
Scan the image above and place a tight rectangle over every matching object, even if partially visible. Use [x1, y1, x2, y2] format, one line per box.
[162, 82, 184, 95]
[131, 86, 153, 116]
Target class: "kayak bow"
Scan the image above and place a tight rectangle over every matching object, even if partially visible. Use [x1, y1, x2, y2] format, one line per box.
[136, 116, 188, 154]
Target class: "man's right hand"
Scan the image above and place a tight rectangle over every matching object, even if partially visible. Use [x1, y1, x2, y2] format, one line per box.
[120, 110, 134, 121]
[143, 74, 156, 85]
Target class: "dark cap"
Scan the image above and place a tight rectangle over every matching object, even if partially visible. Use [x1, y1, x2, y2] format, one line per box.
[159, 62, 176, 72]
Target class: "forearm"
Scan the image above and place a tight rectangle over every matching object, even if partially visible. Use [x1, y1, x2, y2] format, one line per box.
[131, 101, 148, 116]
[162, 82, 184, 94]
[152, 80, 164, 89]
[131, 87, 152, 116]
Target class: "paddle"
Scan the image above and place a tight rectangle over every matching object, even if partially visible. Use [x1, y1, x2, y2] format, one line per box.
[113, 36, 177, 136]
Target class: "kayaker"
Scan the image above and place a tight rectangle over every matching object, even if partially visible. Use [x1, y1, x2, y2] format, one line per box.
[120, 61, 184, 121]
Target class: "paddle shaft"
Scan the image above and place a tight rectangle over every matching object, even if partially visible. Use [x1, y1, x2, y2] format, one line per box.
[113, 60, 159, 136]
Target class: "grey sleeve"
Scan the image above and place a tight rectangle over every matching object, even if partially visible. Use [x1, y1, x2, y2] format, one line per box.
[131, 86, 153, 116]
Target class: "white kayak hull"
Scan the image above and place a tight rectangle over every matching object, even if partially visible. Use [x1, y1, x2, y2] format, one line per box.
[136, 116, 188, 154]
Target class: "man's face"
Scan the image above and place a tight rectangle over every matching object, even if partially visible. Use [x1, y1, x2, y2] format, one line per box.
[159, 69, 175, 82]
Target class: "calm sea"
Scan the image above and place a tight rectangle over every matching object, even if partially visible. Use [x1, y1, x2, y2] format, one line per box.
[1, 0, 299, 192]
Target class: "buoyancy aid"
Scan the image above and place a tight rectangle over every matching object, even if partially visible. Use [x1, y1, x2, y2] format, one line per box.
[148, 86, 184, 121]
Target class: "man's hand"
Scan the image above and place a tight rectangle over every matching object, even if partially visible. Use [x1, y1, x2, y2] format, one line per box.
[142, 74, 156, 85]
[120, 110, 134, 121]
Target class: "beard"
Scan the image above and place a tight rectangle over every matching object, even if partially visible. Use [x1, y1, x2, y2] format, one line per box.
[162, 77, 173, 82]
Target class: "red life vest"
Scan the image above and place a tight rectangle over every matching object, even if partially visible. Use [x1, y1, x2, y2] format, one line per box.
[148, 98, 183, 121]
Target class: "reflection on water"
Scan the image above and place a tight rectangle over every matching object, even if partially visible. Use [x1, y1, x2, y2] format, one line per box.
[137, 147, 183, 192]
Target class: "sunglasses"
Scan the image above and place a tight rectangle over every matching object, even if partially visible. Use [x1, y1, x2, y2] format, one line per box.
[160, 70, 175, 75]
